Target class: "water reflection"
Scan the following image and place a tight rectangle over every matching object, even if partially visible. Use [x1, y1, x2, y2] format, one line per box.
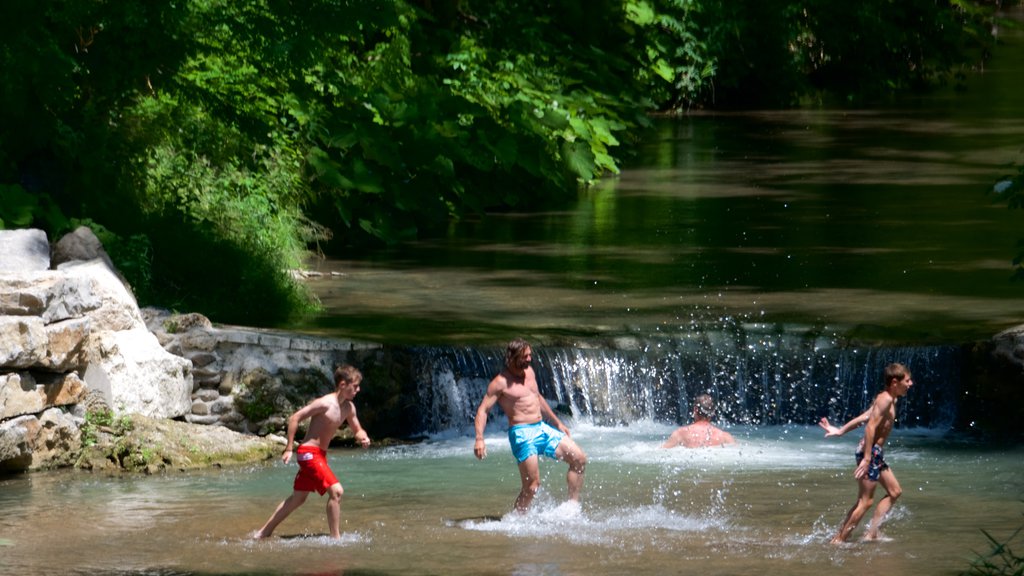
[294, 102, 1024, 346]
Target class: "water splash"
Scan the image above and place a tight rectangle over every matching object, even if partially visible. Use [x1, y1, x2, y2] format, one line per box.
[407, 325, 960, 434]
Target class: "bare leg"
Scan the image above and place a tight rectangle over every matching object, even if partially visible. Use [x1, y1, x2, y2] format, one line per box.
[555, 437, 587, 502]
[326, 483, 344, 539]
[864, 469, 902, 541]
[830, 478, 877, 544]
[254, 490, 310, 539]
[514, 456, 541, 512]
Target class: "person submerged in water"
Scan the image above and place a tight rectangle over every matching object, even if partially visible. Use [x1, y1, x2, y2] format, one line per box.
[823, 362, 914, 544]
[473, 338, 588, 513]
[661, 393, 736, 448]
[253, 364, 371, 540]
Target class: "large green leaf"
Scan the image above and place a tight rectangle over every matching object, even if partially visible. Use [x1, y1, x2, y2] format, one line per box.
[563, 140, 596, 182]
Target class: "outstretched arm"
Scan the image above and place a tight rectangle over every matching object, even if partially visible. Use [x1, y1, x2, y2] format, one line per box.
[819, 407, 871, 438]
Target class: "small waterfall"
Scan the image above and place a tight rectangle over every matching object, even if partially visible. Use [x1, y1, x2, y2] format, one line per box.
[406, 326, 961, 435]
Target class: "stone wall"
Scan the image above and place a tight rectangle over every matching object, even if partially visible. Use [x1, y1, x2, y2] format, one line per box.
[143, 308, 385, 435]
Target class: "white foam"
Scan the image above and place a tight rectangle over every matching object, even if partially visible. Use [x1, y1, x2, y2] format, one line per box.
[455, 501, 729, 546]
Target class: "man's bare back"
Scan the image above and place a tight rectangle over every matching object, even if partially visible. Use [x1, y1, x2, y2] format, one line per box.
[663, 421, 735, 448]
[661, 394, 735, 449]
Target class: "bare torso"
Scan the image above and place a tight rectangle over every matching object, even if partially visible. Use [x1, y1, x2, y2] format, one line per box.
[666, 421, 735, 448]
[870, 392, 897, 447]
[299, 393, 353, 450]
[491, 367, 545, 426]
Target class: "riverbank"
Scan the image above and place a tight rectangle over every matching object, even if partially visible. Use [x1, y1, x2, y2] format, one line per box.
[4, 227, 1024, 477]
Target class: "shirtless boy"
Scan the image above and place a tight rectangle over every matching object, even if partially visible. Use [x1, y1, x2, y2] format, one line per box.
[826, 362, 913, 544]
[661, 393, 736, 448]
[254, 364, 371, 539]
[473, 338, 588, 512]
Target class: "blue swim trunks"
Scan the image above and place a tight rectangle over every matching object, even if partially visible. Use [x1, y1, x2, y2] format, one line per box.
[508, 421, 565, 463]
[855, 444, 889, 482]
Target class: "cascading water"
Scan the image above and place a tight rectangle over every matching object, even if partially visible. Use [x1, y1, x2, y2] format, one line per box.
[406, 324, 961, 434]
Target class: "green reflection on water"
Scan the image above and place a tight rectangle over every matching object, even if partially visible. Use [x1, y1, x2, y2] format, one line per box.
[287, 17, 1024, 347]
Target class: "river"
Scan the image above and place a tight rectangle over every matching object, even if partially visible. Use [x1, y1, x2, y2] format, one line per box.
[2, 425, 1022, 576]
[288, 9, 1024, 348]
[3, 8, 1024, 576]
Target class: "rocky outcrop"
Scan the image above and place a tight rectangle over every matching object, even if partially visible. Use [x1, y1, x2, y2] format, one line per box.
[0, 228, 193, 471]
[1, 227, 399, 473]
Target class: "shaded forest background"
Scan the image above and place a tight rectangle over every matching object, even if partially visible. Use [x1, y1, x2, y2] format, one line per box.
[0, 0, 1015, 325]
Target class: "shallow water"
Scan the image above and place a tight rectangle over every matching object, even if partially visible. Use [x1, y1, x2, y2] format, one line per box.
[2, 424, 1021, 576]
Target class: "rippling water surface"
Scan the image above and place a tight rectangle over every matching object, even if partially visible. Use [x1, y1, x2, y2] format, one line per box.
[2, 424, 1021, 576]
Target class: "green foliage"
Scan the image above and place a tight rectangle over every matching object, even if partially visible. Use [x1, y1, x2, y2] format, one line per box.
[624, 0, 715, 111]
[0, 185, 69, 231]
[961, 515, 1024, 576]
[0, 0, 1004, 322]
[991, 163, 1024, 281]
[80, 408, 133, 448]
[0, 185, 36, 228]
[695, 0, 1000, 107]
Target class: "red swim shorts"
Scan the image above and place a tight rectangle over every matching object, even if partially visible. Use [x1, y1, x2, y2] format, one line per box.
[293, 445, 339, 495]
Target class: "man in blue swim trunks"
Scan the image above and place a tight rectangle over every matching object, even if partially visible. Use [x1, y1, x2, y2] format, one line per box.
[827, 362, 914, 544]
[474, 338, 588, 513]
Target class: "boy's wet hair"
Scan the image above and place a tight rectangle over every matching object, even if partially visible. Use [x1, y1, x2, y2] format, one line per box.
[334, 364, 362, 386]
[694, 393, 716, 419]
[883, 363, 910, 387]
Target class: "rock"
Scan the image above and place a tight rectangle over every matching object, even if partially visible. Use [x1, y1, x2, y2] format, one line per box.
[0, 372, 86, 420]
[0, 270, 102, 323]
[0, 316, 47, 368]
[75, 414, 278, 473]
[42, 316, 91, 371]
[51, 226, 115, 271]
[58, 259, 144, 331]
[82, 329, 192, 419]
[0, 408, 82, 472]
[992, 325, 1024, 366]
[0, 228, 49, 272]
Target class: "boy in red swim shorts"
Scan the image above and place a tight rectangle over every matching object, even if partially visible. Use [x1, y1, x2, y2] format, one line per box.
[254, 364, 371, 540]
